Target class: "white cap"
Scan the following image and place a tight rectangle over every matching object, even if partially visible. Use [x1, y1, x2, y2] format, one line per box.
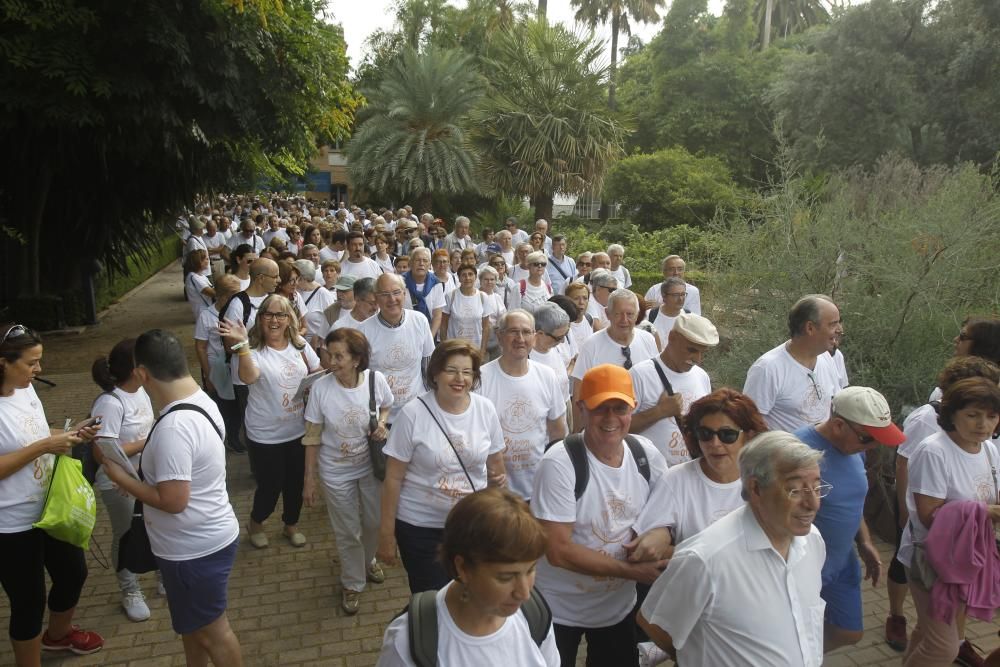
[672, 313, 719, 346]
[832, 386, 905, 446]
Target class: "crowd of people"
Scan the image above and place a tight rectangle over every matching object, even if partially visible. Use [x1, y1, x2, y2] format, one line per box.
[0, 192, 998, 667]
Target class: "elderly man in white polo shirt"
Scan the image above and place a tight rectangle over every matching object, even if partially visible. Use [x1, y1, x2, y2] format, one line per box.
[638, 430, 827, 666]
[644, 255, 702, 315]
[629, 313, 718, 467]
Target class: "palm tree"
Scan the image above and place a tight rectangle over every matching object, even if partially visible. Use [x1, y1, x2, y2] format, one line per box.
[470, 20, 628, 220]
[757, 0, 830, 48]
[346, 47, 484, 210]
[571, 0, 665, 110]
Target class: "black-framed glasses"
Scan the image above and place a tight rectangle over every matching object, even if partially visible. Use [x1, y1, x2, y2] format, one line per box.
[261, 311, 289, 320]
[806, 372, 823, 402]
[621, 346, 632, 370]
[694, 426, 743, 444]
[531, 262, 547, 268]
[838, 417, 874, 444]
[1, 324, 28, 345]
[542, 331, 566, 344]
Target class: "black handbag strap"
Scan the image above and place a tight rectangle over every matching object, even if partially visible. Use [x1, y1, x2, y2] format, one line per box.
[416, 397, 476, 491]
[368, 371, 378, 433]
[653, 359, 675, 396]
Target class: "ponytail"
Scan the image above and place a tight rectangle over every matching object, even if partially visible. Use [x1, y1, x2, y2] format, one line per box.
[91, 338, 137, 392]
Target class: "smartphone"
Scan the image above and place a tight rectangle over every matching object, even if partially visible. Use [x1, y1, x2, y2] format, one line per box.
[74, 415, 103, 430]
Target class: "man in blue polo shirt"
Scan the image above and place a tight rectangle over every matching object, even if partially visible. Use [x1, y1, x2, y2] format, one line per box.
[794, 386, 905, 653]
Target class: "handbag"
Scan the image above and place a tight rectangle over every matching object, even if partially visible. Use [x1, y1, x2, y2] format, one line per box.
[367, 371, 387, 481]
[33, 454, 97, 549]
[417, 397, 476, 491]
[118, 402, 223, 573]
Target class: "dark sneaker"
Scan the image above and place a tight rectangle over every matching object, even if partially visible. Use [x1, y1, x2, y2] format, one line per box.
[41, 626, 104, 655]
[885, 615, 907, 651]
[955, 640, 985, 667]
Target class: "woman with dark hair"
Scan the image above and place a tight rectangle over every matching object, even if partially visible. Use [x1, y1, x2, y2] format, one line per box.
[303, 328, 393, 615]
[928, 317, 1000, 402]
[90, 338, 155, 622]
[377, 340, 508, 594]
[376, 488, 558, 665]
[898, 377, 1000, 666]
[220, 295, 322, 550]
[633, 388, 769, 553]
[302, 224, 324, 252]
[0, 324, 104, 660]
[229, 243, 256, 291]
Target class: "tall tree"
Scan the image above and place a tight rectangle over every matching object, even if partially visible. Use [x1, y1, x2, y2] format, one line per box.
[571, 0, 666, 109]
[755, 0, 830, 48]
[0, 0, 359, 299]
[471, 20, 628, 219]
[346, 47, 484, 211]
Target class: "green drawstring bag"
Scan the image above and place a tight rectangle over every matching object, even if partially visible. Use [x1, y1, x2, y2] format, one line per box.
[33, 454, 97, 549]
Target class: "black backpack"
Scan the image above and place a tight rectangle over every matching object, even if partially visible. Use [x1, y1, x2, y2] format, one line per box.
[546, 432, 651, 500]
[218, 291, 254, 361]
[405, 587, 552, 666]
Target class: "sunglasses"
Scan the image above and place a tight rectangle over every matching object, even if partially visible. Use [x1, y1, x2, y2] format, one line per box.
[694, 426, 743, 444]
[1, 324, 28, 345]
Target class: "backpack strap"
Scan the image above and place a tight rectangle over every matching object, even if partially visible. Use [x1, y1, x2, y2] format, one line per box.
[652, 359, 675, 396]
[625, 435, 651, 483]
[648, 307, 658, 324]
[304, 286, 321, 307]
[564, 433, 589, 501]
[584, 313, 593, 326]
[547, 256, 569, 280]
[407, 590, 439, 667]
[521, 587, 553, 648]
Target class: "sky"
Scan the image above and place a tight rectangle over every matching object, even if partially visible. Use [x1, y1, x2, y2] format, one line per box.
[324, 0, 728, 71]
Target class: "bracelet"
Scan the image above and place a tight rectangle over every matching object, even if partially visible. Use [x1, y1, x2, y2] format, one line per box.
[230, 340, 248, 352]
[237, 347, 250, 357]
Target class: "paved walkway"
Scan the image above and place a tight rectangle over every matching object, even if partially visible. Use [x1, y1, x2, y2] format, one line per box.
[2, 261, 997, 666]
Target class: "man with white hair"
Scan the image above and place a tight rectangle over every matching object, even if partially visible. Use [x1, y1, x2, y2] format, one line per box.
[607, 244, 632, 289]
[744, 294, 843, 432]
[294, 259, 336, 347]
[648, 277, 690, 346]
[629, 313, 719, 466]
[638, 431, 827, 666]
[478, 309, 567, 501]
[644, 255, 701, 315]
[586, 269, 617, 330]
[494, 229, 515, 267]
[441, 215, 474, 252]
[546, 234, 576, 294]
[570, 289, 659, 431]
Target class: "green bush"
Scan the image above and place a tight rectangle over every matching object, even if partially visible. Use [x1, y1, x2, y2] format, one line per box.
[602, 147, 742, 229]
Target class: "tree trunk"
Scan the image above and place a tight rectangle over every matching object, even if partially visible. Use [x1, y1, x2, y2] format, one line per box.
[608, 11, 620, 111]
[28, 161, 52, 296]
[537, 0, 547, 19]
[532, 192, 554, 222]
[762, 0, 774, 48]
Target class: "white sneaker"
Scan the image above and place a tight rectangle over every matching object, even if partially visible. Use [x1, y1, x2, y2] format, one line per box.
[122, 590, 150, 622]
[157, 577, 166, 596]
[638, 641, 669, 667]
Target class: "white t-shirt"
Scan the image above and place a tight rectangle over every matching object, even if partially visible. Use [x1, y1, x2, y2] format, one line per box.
[203, 233, 227, 253]
[319, 246, 344, 263]
[0, 385, 55, 532]
[831, 348, 849, 389]
[641, 506, 825, 667]
[531, 436, 668, 627]
[530, 348, 571, 404]
[384, 392, 505, 528]
[194, 307, 225, 364]
[443, 290, 492, 347]
[374, 254, 395, 274]
[262, 228, 289, 246]
[340, 257, 384, 281]
[436, 273, 459, 297]
[376, 581, 560, 667]
[227, 232, 265, 253]
[185, 272, 213, 321]
[243, 344, 321, 444]
[142, 391, 239, 561]
[404, 278, 446, 316]
[513, 280, 552, 313]
[634, 458, 742, 541]
[742, 343, 840, 432]
[483, 292, 506, 332]
[358, 313, 436, 422]
[649, 309, 679, 347]
[329, 309, 371, 334]
[609, 265, 632, 289]
[897, 403, 941, 460]
[897, 431, 999, 567]
[304, 370, 393, 482]
[92, 387, 154, 492]
[644, 281, 701, 315]
[299, 286, 337, 343]
[571, 328, 659, 383]
[585, 295, 606, 327]
[629, 358, 711, 467]
[568, 318, 594, 352]
[478, 360, 566, 499]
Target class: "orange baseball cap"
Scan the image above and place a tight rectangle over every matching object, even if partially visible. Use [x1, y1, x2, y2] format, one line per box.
[581, 364, 636, 410]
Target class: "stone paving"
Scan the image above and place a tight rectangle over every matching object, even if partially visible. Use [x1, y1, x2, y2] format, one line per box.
[2, 260, 998, 666]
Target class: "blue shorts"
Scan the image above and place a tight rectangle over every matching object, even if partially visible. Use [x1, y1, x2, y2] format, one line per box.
[821, 554, 863, 632]
[157, 538, 239, 635]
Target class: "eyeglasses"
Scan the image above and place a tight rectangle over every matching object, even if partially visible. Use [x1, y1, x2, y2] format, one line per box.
[531, 262, 547, 268]
[442, 366, 474, 379]
[542, 331, 566, 344]
[665, 292, 687, 299]
[1, 324, 28, 345]
[839, 417, 875, 444]
[621, 346, 632, 370]
[806, 372, 824, 402]
[376, 289, 405, 299]
[694, 426, 743, 444]
[502, 328, 535, 338]
[786, 482, 834, 501]
[261, 311, 289, 320]
[578, 262, 591, 267]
